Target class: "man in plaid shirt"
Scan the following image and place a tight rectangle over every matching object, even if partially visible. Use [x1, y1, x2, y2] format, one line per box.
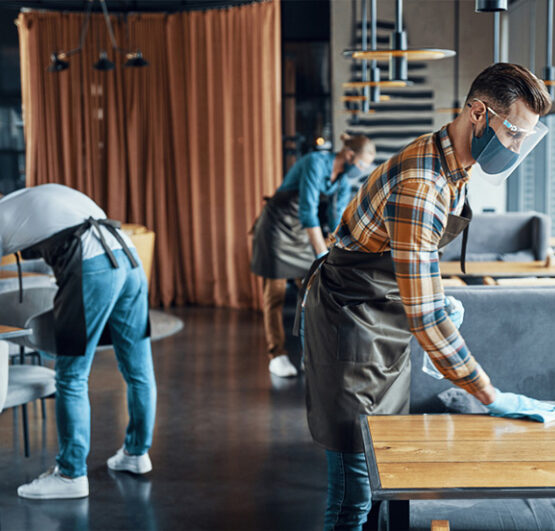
[303, 63, 554, 530]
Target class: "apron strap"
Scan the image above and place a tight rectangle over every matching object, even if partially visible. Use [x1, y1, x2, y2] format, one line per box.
[15, 252, 23, 303]
[293, 253, 328, 336]
[434, 132, 472, 275]
[87, 217, 120, 268]
[97, 220, 139, 269]
[460, 224, 469, 274]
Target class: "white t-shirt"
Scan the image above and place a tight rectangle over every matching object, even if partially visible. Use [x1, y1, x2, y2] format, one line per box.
[0, 184, 134, 261]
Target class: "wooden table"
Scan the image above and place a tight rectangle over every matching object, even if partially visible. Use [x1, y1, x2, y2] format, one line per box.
[440, 260, 555, 277]
[361, 414, 555, 530]
[0, 325, 32, 340]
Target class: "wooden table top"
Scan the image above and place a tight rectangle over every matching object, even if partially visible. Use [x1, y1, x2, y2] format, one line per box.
[362, 414, 555, 500]
[0, 325, 31, 340]
[440, 260, 555, 277]
[0, 270, 49, 279]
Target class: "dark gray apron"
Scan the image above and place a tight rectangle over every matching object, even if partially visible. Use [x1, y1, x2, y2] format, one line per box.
[20, 217, 149, 357]
[250, 190, 317, 280]
[303, 156, 472, 453]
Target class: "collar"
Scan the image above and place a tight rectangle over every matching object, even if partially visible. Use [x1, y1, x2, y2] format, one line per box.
[437, 125, 470, 184]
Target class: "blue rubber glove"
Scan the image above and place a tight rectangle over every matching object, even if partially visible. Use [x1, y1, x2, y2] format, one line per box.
[444, 295, 464, 329]
[486, 388, 555, 423]
[316, 250, 329, 260]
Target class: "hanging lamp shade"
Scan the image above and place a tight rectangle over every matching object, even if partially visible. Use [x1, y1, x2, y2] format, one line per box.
[344, 0, 456, 83]
[93, 51, 115, 71]
[342, 95, 390, 102]
[47, 52, 69, 72]
[343, 80, 410, 88]
[475, 0, 507, 12]
[344, 49, 455, 61]
[124, 50, 149, 68]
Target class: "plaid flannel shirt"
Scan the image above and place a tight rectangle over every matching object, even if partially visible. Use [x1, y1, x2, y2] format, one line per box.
[334, 125, 490, 394]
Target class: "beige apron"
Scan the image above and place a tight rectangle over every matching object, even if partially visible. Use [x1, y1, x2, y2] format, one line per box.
[303, 199, 472, 453]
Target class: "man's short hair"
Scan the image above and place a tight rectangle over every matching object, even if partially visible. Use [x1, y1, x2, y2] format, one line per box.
[465, 63, 552, 116]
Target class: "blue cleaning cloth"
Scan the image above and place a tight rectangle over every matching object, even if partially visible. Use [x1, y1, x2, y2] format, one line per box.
[486, 388, 555, 424]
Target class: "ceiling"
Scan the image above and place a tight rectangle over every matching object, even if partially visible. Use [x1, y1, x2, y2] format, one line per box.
[0, 0, 258, 12]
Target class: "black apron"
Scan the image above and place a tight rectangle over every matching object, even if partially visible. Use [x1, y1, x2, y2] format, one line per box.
[21, 217, 148, 357]
[250, 190, 317, 280]
[302, 157, 472, 452]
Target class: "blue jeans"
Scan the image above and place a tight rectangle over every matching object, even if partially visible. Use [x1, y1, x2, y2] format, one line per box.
[55, 249, 156, 477]
[324, 450, 372, 531]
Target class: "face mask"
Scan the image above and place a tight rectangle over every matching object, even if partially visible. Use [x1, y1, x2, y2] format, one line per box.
[342, 162, 364, 180]
[471, 109, 519, 175]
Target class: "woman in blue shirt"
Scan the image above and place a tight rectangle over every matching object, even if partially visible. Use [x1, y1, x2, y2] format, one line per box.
[251, 134, 375, 377]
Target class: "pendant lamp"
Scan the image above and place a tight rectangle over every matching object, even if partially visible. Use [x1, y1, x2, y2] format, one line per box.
[47, 0, 149, 73]
[475, 0, 507, 12]
[344, 0, 455, 84]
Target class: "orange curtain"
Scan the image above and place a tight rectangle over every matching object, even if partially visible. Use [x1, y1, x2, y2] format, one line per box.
[17, 1, 282, 309]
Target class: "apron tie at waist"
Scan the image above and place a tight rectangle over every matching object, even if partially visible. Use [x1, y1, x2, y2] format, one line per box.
[79, 217, 138, 269]
[95, 219, 139, 269]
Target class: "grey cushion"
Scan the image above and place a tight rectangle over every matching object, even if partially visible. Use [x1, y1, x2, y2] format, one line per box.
[410, 499, 555, 530]
[3, 365, 56, 409]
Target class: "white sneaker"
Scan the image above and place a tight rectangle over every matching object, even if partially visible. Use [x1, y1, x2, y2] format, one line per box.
[269, 354, 298, 378]
[17, 466, 89, 499]
[107, 447, 152, 474]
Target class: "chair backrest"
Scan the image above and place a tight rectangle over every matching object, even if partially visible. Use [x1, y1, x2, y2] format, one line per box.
[0, 341, 10, 413]
[25, 309, 57, 355]
[0, 287, 57, 329]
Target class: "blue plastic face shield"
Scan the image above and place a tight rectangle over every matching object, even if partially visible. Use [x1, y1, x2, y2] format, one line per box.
[470, 99, 548, 186]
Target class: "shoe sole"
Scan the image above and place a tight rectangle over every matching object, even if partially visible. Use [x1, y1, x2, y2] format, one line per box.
[17, 490, 89, 500]
[107, 462, 152, 474]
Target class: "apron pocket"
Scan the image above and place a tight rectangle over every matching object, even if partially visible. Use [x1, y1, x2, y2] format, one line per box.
[335, 301, 409, 368]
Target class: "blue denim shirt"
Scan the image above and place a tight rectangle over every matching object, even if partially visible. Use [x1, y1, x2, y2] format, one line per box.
[278, 152, 351, 231]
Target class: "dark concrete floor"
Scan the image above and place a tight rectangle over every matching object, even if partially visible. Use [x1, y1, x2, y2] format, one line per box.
[0, 306, 327, 531]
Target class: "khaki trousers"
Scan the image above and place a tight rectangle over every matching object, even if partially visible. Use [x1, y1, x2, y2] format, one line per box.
[262, 278, 302, 358]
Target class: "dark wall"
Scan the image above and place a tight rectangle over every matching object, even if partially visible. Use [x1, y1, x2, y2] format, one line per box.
[0, 7, 24, 194]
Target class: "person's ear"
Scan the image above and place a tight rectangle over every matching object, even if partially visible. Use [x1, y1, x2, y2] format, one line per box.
[344, 148, 355, 162]
[468, 100, 486, 127]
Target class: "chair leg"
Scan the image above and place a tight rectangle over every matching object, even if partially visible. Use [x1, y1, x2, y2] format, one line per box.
[41, 398, 47, 419]
[19, 345, 25, 365]
[21, 404, 30, 458]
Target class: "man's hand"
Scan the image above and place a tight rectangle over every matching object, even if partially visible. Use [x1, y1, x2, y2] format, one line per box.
[485, 388, 555, 421]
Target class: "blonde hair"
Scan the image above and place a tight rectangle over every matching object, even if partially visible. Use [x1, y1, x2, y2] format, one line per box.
[340, 133, 376, 156]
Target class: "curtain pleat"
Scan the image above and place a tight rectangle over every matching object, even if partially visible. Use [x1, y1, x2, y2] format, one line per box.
[17, 1, 281, 309]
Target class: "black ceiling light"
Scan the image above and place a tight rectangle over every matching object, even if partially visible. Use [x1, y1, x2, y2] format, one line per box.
[124, 50, 149, 68]
[475, 0, 508, 12]
[47, 0, 149, 73]
[93, 50, 115, 71]
[47, 52, 70, 72]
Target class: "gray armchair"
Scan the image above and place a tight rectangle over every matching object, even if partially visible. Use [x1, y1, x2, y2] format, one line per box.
[0, 287, 58, 456]
[440, 211, 551, 262]
[0, 339, 56, 456]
